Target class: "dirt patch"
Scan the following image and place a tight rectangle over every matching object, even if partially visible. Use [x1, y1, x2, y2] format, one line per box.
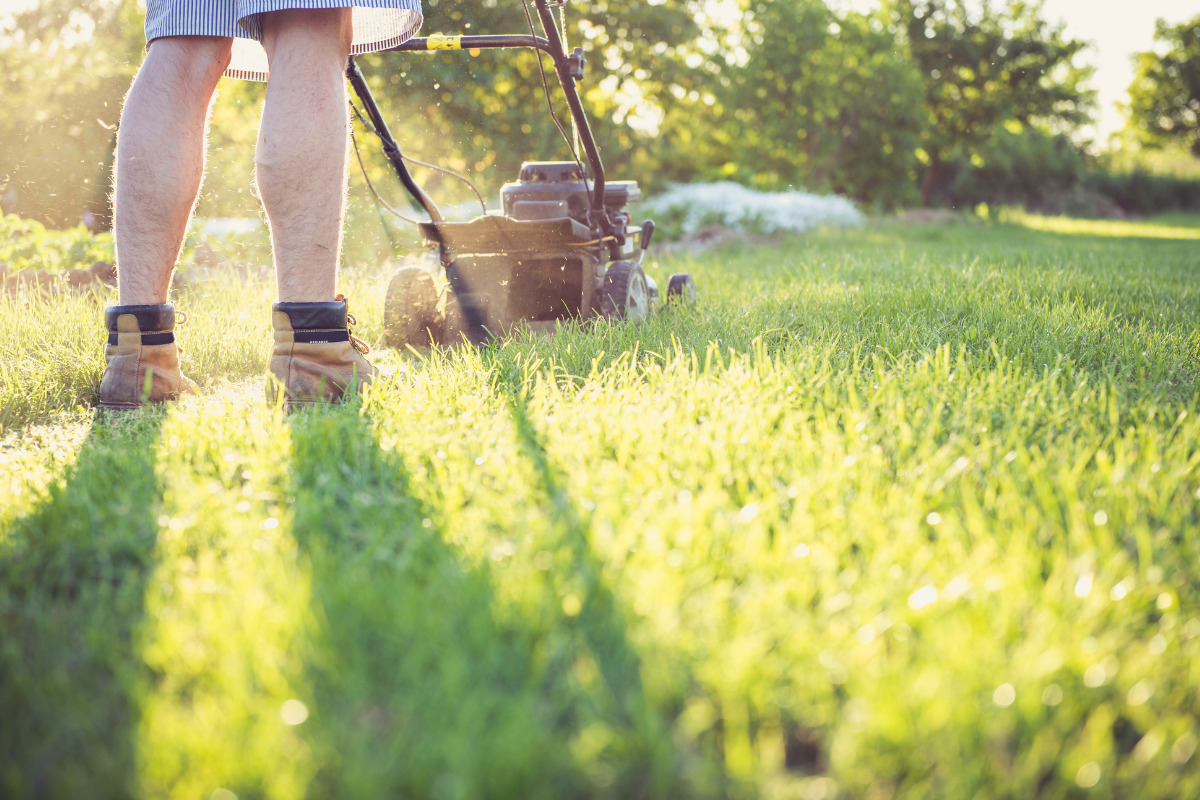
[173, 241, 271, 291]
[1, 260, 117, 297]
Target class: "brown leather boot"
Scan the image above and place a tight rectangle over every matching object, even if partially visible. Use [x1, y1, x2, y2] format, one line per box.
[267, 293, 378, 409]
[99, 303, 199, 410]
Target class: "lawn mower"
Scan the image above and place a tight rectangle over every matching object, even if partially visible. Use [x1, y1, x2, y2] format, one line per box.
[345, 0, 696, 347]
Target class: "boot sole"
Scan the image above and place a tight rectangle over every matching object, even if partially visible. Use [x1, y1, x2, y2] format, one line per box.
[281, 399, 347, 413]
[97, 402, 143, 411]
[98, 394, 191, 411]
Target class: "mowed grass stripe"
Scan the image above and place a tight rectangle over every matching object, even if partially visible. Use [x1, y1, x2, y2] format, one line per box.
[0, 412, 170, 798]
[362, 363, 720, 796]
[137, 394, 315, 799]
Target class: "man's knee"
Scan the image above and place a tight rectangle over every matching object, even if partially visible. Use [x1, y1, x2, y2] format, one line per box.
[145, 36, 234, 88]
[261, 8, 354, 64]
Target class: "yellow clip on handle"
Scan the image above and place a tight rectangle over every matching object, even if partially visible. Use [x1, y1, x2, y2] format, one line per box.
[426, 34, 463, 50]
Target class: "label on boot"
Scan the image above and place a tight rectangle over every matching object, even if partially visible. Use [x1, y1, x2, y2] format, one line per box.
[294, 330, 350, 344]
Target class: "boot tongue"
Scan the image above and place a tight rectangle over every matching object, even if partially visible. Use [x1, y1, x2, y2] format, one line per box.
[104, 303, 175, 333]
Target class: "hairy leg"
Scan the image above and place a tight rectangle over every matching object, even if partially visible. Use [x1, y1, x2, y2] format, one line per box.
[113, 37, 232, 305]
[257, 8, 354, 303]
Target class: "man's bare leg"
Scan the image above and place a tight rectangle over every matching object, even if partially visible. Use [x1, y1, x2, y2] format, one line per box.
[112, 37, 232, 305]
[257, 9, 354, 303]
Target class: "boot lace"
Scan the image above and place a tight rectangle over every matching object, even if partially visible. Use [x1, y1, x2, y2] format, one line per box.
[335, 293, 371, 355]
[176, 310, 188, 353]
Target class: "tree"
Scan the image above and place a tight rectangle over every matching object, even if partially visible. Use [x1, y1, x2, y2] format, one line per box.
[1127, 15, 1200, 157]
[732, 0, 926, 206]
[641, 0, 927, 207]
[891, 0, 1093, 205]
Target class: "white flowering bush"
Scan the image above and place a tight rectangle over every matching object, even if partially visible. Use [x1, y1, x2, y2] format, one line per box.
[639, 181, 865, 239]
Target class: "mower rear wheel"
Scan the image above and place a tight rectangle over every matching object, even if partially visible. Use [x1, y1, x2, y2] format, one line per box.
[666, 273, 697, 307]
[601, 260, 651, 321]
[383, 265, 440, 349]
[440, 287, 470, 347]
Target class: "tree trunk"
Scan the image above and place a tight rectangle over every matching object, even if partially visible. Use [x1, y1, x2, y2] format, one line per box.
[919, 153, 940, 207]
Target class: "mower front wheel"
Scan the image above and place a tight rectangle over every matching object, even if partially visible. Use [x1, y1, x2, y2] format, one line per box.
[666, 273, 697, 307]
[601, 260, 651, 322]
[383, 265, 440, 349]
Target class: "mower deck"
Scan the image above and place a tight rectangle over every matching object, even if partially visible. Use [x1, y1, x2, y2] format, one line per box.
[416, 215, 594, 254]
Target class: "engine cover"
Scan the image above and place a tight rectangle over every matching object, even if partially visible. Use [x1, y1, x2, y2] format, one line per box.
[501, 161, 640, 223]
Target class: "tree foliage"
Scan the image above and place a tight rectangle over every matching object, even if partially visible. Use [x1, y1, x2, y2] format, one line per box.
[1127, 14, 1200, 157]
[892, 0, 1093, 205]
[0, 0, 1105, 225]
[585, 0, 931, 208]
[656, 0, 927, 207]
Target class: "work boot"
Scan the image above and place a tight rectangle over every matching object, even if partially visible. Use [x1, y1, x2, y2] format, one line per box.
[99, 303, 199, 410]
[267, 293, 379, 409]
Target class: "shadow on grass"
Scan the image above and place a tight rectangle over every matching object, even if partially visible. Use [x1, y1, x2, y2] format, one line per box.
[0, 409, 167, 799]
[284, 399, 719, 798]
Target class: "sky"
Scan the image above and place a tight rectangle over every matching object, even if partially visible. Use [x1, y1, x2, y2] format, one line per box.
[1, 0, 1196, 139]
[1025, 0, 1197, 140]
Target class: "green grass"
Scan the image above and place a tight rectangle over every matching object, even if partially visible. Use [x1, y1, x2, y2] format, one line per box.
[2, 217, 1199, 799]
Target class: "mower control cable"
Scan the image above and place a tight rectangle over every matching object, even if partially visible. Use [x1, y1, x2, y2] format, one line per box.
[520, 0, 593, 211]
[349, 125, 423, 226]
[349, 100, 489, 219]
[346, 58, 445, 228]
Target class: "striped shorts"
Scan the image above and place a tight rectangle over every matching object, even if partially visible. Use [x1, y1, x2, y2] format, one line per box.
[145, 0, 423, 81]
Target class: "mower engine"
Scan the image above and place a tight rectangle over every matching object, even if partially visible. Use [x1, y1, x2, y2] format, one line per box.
[502, 161, 641, 246]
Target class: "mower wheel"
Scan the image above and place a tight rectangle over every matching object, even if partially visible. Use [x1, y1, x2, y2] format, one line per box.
[601, 260, 651, 321]
[666, 273, 697, 307]
[383, 265, 440, 349]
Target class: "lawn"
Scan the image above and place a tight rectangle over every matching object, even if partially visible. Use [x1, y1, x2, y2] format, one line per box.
[1, 215, 1198, 799]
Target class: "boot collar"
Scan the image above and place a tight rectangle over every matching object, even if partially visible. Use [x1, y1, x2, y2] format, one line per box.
[104, 303, 175, 332]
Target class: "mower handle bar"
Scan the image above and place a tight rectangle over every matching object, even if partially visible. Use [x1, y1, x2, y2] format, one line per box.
[363, 2, 616, 243]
